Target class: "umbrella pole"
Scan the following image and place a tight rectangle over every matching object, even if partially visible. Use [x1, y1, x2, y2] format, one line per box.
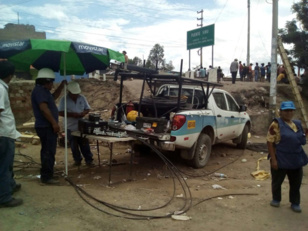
[64, 85, 68, 176]
[64, 53, 68, 176]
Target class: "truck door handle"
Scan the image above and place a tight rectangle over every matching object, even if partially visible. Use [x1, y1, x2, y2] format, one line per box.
[217, 115, 222, 117]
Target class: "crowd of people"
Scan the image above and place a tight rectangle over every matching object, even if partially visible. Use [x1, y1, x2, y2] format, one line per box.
[234, 59, 304, 84]
[194, 65, 224, 83]
[232, 59, 272, 84]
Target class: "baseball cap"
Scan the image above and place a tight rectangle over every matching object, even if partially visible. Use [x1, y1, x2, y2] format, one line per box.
[67, 81, 81, 94]
[280, 101, 296, 110]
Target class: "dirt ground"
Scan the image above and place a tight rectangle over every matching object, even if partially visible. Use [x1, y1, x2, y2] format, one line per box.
[1, 79, 308, 231]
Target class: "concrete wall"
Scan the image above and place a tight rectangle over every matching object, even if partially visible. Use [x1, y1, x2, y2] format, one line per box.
[0, 23, 46, 41]
[9, 80, 35, 125]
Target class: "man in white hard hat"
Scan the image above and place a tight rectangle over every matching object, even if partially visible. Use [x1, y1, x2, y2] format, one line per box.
[31, 68, 66, 185]
[58, 81, 94, 167]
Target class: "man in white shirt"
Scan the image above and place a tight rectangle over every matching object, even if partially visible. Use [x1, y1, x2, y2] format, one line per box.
[230, 59, 239, 84]
[0, 61, 23, 208]
[58, 81, 94, 167]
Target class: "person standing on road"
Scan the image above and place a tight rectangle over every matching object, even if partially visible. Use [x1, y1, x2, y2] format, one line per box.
[266, 62, 271, 82]
[196, 68, 200, 78]
[0, 60, 23, 208]
[58, 81, 94, 167]
[248, 63, 253, 82]
[242, 63, 248, 81]
[31, 68, 66, 185]
[122, 51, 128, 70]
[266, 101, 308, 213]
[260, 63, 266, 82]
[217, 66, 222, 83]
[254, 63, 260, 82]
[230, 59, 238, 84]
[239, 61, 244, 81]
[200, 67, 206, 79]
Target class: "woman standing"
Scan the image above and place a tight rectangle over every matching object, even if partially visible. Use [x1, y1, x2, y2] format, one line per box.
[267, 101, 308, 213]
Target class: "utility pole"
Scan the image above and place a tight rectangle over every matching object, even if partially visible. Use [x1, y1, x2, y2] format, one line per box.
[247, 0, 250, 68]
[269, 0, 278, 124]
[197, 10, 203, 68]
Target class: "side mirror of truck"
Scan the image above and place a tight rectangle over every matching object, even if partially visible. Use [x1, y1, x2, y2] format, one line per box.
[239, 105, 247, 112]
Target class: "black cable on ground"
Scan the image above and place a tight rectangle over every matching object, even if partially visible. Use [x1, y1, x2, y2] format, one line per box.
[134, 136, 193, 213]
[64, 134, 193, 220]
[66, 177, 174, 220]
[58, 129, 264, 219]
[171, 148, 246, 178]
[13, 148, 41, 172]
[193, 193, 259, 207]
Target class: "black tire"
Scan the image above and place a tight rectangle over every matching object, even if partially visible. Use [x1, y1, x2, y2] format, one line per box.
[237, 125, 248, 149]
[190, 133, 212, 168]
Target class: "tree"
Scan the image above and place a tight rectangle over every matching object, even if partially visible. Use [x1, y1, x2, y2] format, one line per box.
[163, 60, 175, 71]
[147, 44, 164, 69]
[279, 0, 308, 70]
[145, 59, 154, 69]
[129, 56, 143, 66]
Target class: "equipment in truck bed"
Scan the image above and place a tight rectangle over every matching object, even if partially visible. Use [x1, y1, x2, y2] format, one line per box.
[113, 61, 222, 122]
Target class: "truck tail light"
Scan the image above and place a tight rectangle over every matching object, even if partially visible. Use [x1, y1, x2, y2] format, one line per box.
[172, 115, 186, 131]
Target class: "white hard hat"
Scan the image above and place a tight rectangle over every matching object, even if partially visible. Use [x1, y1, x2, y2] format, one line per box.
[37, 68, 55, 79]
[67, 81, 81, 94]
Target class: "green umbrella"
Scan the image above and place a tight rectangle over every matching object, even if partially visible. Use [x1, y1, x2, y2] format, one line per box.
[0, 39, 125, 176]
[0, 39, 125, 75]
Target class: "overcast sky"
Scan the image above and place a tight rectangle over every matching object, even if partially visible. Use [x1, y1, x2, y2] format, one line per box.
[0, 0, 299, 75]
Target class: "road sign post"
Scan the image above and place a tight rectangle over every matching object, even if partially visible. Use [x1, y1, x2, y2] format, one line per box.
[187, 24, 215, 70]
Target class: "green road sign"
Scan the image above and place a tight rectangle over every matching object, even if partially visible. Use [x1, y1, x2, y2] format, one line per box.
[187, 24, 215, 50]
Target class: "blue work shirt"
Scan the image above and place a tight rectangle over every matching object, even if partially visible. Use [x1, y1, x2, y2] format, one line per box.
[275, 118, 308, 169]
[31, 84, 59, 128]
[200, 68, 206, 78]
[58, 94, 90, 131]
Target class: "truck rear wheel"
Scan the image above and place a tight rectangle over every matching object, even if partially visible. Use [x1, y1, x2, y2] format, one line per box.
[190, 133, 212, 168]
[236, 125, 248, 149]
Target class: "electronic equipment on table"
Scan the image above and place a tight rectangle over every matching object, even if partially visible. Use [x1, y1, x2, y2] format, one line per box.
[78, 113, 127, 137]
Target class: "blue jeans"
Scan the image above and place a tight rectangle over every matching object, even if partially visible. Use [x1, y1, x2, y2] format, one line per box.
[0, 137, 16, 204]
[36, 127, 57, 182]
[231, 72, 237, 84]
[67, 130, 93, 163]
[255, 71, 259, 82]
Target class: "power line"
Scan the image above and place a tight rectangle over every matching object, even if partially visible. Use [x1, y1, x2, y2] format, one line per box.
[0, 1, 220, 48]
[1, 8, 186, 46]
[0, 0, 35, 9]
[214, 0, 229, 23]
[0, 19, 185, 49]
[0, 20, 187, 57]
[1, 1, 198, 22]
